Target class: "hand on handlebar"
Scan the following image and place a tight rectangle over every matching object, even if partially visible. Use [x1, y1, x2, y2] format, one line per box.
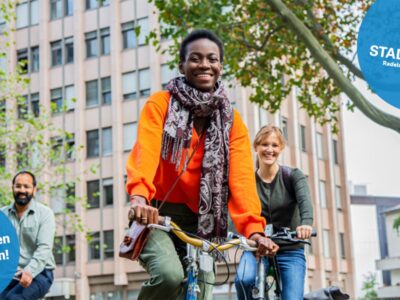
[250, 233, 279, 260]
[296, 225, 313, 239]
[128, 195, 159, 225]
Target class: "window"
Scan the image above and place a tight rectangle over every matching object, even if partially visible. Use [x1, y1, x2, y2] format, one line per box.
[50, 0, 62, 19]
[339, 233, 346, 259]
[54, 235, 75, 265]
[87, 129, 99, 158]
[102, 127, 112, 156]
[51, 37, 73, 66]
[86, 79, 98, 107]
[139, 68, 150, 97]
[87, 180, 100, 208]
[335, 186, 342, 210]
[88, 232, 100, 260]
[88, 231, 112, 261]
[86, 0, 109, 10]
[122, 18, 149, 49]
[16, 0, 38, 28]
[322, 230, 330, 258]
[51, 86, 75, 114]
[86, 178, 113, 208]
[17, 46, 39, 73]
[86, 77, 111, 106]
[51, 88, 63, 113]
[51, 134, 75, 164]
[103, 230, 114, 258]
[65, 0, 73, 16]
[86, 127, 113, 158]
[65, 85, 75, 111]
[50, 0, 73, 19]
[17, 94, 40, 118]
[30, 46, 39, 72]
[161, 64, 178, 89]
[281, 117, 288, 141]
[85, 31, 98, 58]
[31, 93, 40, 117]
[100, 27, 110, 55]
[17, 95, 28, 119]
[316, 132, 324, 159]
[332, 139, 339, 164]
[17, 95, 27, 119]
[137, 18, 149, 46]
[16, 1, 29, 28]
[17, 49, 28, 73]
[16, 143, 29, 169]
[300, 125, 306, 152]
[319, 180, 327, 208]
[122, 21, 135, 49]
[122, 71, 137, 100]
[101, 77, 111, 105]
[123, 123, 137, 151]
[51, 41, 62, 66]
[65, 183, 76, 211]
[103, 178, 113, 206]
[64, 37, 74, 64]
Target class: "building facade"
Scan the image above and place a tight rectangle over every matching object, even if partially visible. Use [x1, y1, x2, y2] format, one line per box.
[1, 0, 354, 299]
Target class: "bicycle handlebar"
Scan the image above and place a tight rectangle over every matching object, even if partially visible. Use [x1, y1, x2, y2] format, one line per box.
[147, 216, 258, 252]
[268, 227, 317, 246]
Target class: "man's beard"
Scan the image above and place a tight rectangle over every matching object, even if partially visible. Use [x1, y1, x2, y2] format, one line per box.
[13, 192, 33, 206]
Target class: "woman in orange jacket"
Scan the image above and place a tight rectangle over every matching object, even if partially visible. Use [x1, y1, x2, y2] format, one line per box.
[126, 29, 279, 300]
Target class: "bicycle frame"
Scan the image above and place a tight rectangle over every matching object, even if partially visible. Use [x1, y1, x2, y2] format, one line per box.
[252, 227, 316, 300]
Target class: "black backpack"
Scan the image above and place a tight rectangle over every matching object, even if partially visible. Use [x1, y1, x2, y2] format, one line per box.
[280, 165, 295, 200]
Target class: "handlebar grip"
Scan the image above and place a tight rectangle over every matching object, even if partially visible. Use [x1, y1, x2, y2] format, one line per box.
[311, 228, 317, 237]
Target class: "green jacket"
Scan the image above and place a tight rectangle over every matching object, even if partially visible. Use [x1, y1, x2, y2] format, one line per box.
[256, 166, 313, 250]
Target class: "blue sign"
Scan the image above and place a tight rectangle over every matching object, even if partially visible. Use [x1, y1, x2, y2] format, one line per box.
[357, 0, 400, 109]
[0, 211, 19, 293]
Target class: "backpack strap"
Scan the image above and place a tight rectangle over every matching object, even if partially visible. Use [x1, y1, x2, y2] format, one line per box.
[280, 165, 295, 200]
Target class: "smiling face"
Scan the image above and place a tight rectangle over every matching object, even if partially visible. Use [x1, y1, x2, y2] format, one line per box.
[255, 132, 284, 167]
[12, 173, 36, 207]
[179, 38, 222, 93]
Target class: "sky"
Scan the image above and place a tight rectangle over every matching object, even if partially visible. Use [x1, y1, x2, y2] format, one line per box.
[342, 79, 400, 197]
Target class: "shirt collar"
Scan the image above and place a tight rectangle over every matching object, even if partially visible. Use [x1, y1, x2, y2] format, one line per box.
[9, 199, 37, 215]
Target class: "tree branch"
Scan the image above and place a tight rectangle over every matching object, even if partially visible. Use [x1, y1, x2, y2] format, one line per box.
[268, 0, 400, 134]
[300, 2, 364, 79]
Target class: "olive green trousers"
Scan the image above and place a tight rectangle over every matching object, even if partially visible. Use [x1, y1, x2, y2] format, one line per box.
[137, 202, 215, 300]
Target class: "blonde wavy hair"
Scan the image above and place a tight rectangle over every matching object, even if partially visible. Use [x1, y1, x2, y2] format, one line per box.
[253, 124, 286, 168]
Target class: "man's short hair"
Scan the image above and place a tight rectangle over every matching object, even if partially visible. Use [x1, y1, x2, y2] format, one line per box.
[179, 29, 224, 63]
[12, 171, 37, 187]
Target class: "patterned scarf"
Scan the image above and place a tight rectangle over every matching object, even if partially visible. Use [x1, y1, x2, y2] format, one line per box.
[162, 77, 233, 241]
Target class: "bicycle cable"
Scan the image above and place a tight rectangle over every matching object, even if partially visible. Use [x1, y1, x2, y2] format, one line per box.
[169, 227, 232, 287]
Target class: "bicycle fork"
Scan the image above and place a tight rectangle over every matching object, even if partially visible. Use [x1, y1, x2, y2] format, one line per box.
[185, 244, 200, 300]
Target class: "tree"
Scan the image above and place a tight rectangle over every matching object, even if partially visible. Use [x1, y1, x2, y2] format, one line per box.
[147, 0, 400, 133]
[0, 0, 88, 234]
[361, 272, 378, 300]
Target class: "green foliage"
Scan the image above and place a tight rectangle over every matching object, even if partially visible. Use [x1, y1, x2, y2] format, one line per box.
[148, 0, 375, 132]
[361, 272, 378, 300]
[393, 216, 400, 233]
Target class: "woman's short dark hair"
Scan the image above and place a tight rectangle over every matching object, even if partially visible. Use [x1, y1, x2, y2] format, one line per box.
[12, 171, 37, 187]
[179, 29, 224, 63]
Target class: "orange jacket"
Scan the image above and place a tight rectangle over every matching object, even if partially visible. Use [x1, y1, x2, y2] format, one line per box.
[126, 91, 265, 238]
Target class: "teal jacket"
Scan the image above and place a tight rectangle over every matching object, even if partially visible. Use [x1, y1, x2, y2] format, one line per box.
[256, 166, 313, 250]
